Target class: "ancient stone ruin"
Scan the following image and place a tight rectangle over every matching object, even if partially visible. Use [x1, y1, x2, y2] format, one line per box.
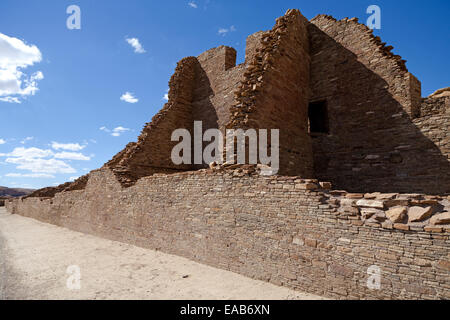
[7, 10, 449, 299]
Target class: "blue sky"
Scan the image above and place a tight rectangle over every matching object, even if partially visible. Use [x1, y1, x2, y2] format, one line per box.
[0, 0, 448, 189]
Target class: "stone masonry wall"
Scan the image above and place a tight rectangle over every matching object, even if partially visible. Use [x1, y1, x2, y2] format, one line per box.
[307, 16, 450, 194]
[105, 57, 198, 186]
[192, 46, 245, 169]
[228, 9, 314, 177]
[6, 168, 449, 300]
[104, 46, 247, 179]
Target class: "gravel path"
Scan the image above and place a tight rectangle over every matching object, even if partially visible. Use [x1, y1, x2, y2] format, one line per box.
[0, 207, 324, 300]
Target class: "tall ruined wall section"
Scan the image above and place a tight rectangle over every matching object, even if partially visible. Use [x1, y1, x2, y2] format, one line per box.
[6, 169, 450, 300]
[414, 95, 450, 172]
[105, 57, 197, 186]
[193, 46, 243, 134]
[308, 16, 449, 194]
[192, 46, 245, 169]
[105, 47, 246, 185]
[228, 9, 314, 177]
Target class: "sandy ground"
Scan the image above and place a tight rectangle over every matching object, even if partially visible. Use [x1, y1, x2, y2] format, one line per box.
[0, 207, 324, 300]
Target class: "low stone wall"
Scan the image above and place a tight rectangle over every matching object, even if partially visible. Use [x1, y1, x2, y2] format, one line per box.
[6, 168, 449, 300]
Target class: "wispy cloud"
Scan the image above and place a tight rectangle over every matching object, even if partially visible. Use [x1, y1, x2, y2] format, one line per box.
[0, 33, 44, 103]
[54, 152, 90, 161]
[126, 37, 146, 54]
[51, 142, 85, 151]
[20, 136, 34, 144]
[120, 91, 139, 104]
[188, 1, 198, 8]
[111, 126, 130, 137]
[0, 138, 5, 145]
[163, 89, 169, 101]
[100, 126, 131, 137]
[218, 25, 237, 36]
[5, 173, 55, 179]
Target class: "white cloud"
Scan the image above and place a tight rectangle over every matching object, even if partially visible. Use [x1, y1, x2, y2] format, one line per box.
[126, 38, 146, 54]
[100, 126, 131, 137]
[5, 173, 55, 179]
[5, 157, 76, 174]
[21, 136, 34, 144]
[111, 126, 130, 137]
[188, 1, 198, 8]
[69, 176, 80, 181]
[51, 142, 85, 151]
[0, 146, 91, 176]
[54, 152, 90, 161]
[8, 147, 53, 158]
[120, 91, 139, 104]
[0, 96, 20, 103]
[163, 89, 169, 101]
[0, 33, 44, 103]
[0, 138, 5, 144]
[218, 25, 237, 36]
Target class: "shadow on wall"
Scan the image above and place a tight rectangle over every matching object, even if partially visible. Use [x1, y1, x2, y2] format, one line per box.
[191, 60, 217, 170]
[307, 23, 450, 195]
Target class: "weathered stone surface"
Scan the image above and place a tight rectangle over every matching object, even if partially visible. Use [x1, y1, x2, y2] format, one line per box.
[356, 200, 384, 209]
[361, 208, 382, 219]
[424, 226, 443, 233]
[430, 212, 450, 225]
[394, 223, 410, 231]
[319, 182, 332, 189]
[340, 198, 356, 207]
[408, 206, 433, 223]
[339, 206, 360, 216]
[310, 15, 450, 195]
[386, 207, 407, 223]
[436, 259, 450, 271]
[346, 193, 364, 199]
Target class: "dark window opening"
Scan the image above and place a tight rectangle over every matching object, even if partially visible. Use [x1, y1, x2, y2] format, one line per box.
[308, 100, 329, 134]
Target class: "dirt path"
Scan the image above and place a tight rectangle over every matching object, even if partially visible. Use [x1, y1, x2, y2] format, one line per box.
[0, 207, 324, 300]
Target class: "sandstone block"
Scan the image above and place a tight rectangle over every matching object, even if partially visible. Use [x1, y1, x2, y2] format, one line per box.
[364, 192, 380, 199]
[340, 199, 356, 207]
[394, 223, 409, 231]
[386, 207, 407, 223]
[424, 226, 443, 233]
[436, 260, 450, 271]
[319, 182, 332, 189]
[430, 212, 450, 225]
[346, 193, 364, 199]
[408, 206, 433, 223]
[356, 199, 384, 209]
[376, 193, 398, 200]
[305, 239, 317, 248]
[339, 206, 360, 216]
[360, 208, 383, 219]
[385, 199, 410, 207]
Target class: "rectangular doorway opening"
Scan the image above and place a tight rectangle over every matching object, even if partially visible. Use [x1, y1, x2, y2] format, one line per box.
[308, 100, 329, 134]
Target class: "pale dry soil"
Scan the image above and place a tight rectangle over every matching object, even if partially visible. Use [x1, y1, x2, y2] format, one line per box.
[0, 207, 325, 300]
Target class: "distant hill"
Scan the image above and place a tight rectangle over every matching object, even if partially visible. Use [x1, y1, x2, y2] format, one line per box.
[0, 186, 35, 198]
